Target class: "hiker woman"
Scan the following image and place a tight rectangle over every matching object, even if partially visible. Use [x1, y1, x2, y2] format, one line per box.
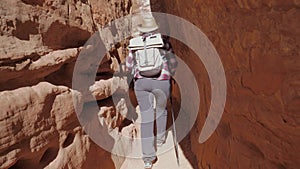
[126, 16, 177, 169]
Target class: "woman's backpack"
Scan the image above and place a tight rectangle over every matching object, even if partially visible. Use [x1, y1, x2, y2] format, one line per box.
[129, 33, 165, 77]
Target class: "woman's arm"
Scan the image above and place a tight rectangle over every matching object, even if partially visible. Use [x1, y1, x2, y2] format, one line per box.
[125, 49, 134, 73]
[163, 37, 178, 76]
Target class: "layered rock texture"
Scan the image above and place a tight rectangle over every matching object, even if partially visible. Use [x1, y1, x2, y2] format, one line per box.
[1, 0, 299, 169]
[151, 0, 300, 169]
[0, 0, 135, 168]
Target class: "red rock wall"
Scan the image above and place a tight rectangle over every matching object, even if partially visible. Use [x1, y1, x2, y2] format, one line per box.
[0, 0, 133, 168]
[151, 0, 300, 169]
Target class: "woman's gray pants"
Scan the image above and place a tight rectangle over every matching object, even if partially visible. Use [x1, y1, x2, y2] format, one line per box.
[134, 78, 170, 162]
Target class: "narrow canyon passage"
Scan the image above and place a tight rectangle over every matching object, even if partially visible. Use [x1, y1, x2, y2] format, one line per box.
[0, 0, 299, 169]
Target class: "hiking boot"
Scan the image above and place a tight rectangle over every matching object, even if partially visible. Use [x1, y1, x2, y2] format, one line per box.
[144, 161, 153, 169]
[144, 157, 158, 169]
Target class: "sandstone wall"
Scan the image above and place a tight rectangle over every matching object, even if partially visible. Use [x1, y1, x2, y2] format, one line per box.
[0, 0, 135, 168]
[151, 0, 300, 169]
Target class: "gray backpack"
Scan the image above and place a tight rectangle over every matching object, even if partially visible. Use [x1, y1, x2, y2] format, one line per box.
[134, 46, 164, 77]
[129, 33, 165, 77]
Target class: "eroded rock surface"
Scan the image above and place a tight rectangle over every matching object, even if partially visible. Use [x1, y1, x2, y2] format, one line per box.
[0, 82, 80, 168]
[0, 0, 134, 91]
[151, 0, 300, 169]
[0, 0, 140, 169]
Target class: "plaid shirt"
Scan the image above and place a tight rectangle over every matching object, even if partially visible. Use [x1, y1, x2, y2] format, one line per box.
[126, 35, 177, 80]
